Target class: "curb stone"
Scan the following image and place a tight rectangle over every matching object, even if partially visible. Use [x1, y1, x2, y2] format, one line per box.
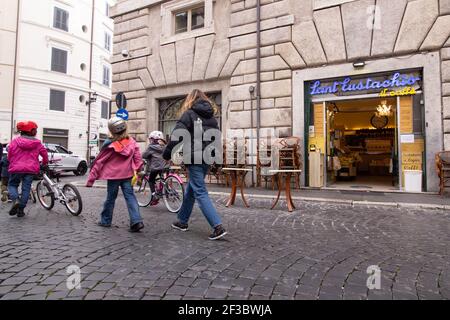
[72, 183, 448, 211]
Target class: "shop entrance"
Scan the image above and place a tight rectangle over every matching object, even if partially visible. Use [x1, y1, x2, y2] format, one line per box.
[307, 94, 426, 192]
[325, 97, 398, 191]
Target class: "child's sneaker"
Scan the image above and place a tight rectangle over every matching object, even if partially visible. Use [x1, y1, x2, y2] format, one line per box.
[17, 207, 25, 218]
[9, 202, 19, 216]
[150, 192, 160, 205]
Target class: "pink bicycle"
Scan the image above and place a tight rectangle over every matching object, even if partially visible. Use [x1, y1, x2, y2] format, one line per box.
[134, 166, 184, 213]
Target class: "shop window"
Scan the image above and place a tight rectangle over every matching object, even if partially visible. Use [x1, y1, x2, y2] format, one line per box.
[412, 94, 424, 134]
[158, 92, 222, 140]
[53, 7, 69, 32]
[51, 47, 68, 73]
[49, 89, 65, 112]
[43, 129, 69, 149]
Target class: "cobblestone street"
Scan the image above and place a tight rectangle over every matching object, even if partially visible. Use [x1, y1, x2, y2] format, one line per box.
[0, 185, 449, 300]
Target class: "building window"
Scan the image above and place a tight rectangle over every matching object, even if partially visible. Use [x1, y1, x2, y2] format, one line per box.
[43, 129, 69, 149]
[174, 5, 205, 35]
[49, 89, 65, 112]
[51, 48, 68, 73]
[159, 92, 222, 140]
[104, 32, 111, 51]
[53, 7, 69, 32]
[101, 100, 110, 119]
[313, 0, 357, 9]
[103, 66, 110, 86]
[161, 0, 214, 44]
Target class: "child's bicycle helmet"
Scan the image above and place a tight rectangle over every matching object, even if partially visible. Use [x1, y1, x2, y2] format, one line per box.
[17, 121, 38, 134]
[149, 131, 164, 141]
[108, 117, 127, 134]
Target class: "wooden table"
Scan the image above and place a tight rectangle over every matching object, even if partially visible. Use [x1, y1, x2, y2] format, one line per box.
[269, 169, 302, 212]
[222, 167, 252, 208]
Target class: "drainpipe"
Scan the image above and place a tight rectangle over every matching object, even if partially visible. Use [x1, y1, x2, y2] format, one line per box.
[87, 0, 95, 162]
[10, 0, 21, 140]
[256, 0, 261, 175]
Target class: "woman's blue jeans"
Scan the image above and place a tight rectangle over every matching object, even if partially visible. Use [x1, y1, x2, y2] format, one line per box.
[101, 179, 143, 226]
[178, 164, 222, 228]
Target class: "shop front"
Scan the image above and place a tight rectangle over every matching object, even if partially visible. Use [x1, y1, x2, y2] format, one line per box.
[292, 54, 443, 193]
[306, 71, 425, 192]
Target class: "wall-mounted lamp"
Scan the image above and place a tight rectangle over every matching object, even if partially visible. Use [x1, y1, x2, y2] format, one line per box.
[353, 61, 366, 69]
[86, 92, 98, 105]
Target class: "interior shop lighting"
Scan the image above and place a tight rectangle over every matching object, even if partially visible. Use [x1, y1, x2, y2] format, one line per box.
[376, 100, 393, 117]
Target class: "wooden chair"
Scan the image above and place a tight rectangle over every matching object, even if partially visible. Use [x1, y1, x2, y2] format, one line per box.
[436, 151, 450, 195]
[257, 138, 278, 189]
[278, 137, 302, 189]
[222, 137, 252, 207]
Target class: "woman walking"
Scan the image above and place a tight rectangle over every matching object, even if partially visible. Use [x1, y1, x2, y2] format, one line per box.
[87, 117, 145, 232]
[163, 89, 227, 240]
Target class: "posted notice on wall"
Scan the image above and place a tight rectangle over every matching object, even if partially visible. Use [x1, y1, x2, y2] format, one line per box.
[401, 134, 415, 144]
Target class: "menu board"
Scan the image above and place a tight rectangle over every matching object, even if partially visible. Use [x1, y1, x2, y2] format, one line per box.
[309, 104, 325, 153]
[401, 138, 424, 187]
[399, 96, 413, 134]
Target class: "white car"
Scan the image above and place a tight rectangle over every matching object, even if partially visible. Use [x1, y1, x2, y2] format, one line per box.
[44, 144, 88, 176]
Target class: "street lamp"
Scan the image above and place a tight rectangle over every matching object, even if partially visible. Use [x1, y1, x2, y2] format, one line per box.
[86, 91, 98, 162]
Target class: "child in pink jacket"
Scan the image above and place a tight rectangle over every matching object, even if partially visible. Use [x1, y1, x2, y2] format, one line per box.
[87, 117, 144, 232]
[8, 121, 48, 217]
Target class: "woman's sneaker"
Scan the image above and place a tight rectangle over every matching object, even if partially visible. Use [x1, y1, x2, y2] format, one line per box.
[130, 222, 145, 233]
[209, 225, 228, 240]
[17, 208, 25, 218]
[171, 221, 189, 232]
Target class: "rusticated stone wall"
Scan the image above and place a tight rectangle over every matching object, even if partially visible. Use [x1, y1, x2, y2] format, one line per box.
[111, 0, 450, 149]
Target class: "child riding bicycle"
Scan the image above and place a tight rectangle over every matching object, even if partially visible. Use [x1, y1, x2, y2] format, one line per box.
[142, 131, 168, 205]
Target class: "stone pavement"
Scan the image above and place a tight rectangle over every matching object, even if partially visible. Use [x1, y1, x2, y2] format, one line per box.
[0, 186, 449, 300]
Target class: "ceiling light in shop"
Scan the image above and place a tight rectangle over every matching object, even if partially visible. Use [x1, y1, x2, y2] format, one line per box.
[376, 100, 392, 117]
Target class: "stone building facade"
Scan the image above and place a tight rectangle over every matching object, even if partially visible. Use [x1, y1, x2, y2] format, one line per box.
[111, 0, 450, 192]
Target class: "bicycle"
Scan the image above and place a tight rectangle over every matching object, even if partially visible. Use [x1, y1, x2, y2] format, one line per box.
[134, 166, 184, 213]
[35, 159, 83, 216]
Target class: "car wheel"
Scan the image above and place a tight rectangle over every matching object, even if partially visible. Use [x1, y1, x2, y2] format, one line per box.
[74, 162, 88, 176]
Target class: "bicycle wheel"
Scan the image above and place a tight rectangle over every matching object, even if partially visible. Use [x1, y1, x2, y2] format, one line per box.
[36, 181, 54, 210]
[63, 184, 83, 216]
[163, 176, 184, 213]
[134, 177, 152, 207]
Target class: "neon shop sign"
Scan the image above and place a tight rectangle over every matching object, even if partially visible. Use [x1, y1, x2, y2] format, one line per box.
[310, 73, 421, 95]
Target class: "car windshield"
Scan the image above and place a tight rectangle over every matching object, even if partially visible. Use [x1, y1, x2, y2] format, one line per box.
[56, 146, 69, 154]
